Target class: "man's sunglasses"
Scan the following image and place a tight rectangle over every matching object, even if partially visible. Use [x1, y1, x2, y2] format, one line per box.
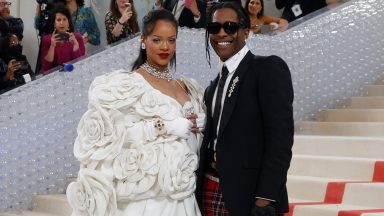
[207, 22, 243, 35]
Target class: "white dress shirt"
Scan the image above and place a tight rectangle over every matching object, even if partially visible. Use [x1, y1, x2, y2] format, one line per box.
[211, 45, 249, 150]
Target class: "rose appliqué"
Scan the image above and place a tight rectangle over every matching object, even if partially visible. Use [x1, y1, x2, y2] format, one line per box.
[74, 101, 126, 167]
[66, 168, 117, 216]
[135, 89, 177, 120]
[113, 144, 160, 200]
[158, 140, 198, 200]
[89, 71, 147, 110]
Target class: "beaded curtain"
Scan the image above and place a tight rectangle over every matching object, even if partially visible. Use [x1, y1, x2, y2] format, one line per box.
[0, 0, 384, 212]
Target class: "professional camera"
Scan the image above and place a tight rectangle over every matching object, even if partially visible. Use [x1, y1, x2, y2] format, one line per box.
[36, 0, 65, 36]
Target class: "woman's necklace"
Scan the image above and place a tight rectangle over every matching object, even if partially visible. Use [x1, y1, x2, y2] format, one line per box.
[140, 61, 174, 82]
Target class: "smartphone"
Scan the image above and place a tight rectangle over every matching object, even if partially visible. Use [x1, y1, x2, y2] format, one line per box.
[55, 32, 69, 41]
[18, 60, 29, 70]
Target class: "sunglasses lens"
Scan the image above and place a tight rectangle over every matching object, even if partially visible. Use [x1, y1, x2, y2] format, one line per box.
[223, 22, 240, 34]
[207, 23, 221, 34]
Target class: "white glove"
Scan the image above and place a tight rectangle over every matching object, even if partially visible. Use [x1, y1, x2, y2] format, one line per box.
[195, 112, 206, 132]
[165, 117, 192, 139]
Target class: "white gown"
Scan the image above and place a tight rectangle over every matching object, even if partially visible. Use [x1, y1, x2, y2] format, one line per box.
[66, 71, 205, 216]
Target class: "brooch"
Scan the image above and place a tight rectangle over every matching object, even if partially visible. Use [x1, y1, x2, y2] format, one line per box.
[228, 76, 239, 98]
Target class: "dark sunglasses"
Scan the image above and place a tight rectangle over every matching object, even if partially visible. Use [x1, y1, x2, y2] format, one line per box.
[207, 22, 243, 35]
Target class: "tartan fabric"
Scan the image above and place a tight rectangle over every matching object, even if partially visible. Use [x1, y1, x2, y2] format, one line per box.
[202, 175, 230, 216]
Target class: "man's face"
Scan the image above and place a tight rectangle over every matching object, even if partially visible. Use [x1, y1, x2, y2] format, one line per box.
[0, 0, 11, 18]
[209, 8, 249, 61]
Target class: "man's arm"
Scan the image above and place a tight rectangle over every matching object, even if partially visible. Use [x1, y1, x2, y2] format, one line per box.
[254, 55, 294, 201]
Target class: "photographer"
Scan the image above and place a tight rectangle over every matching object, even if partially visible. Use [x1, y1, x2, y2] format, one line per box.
[0, 32, 35, 93]
[40, 5, 85, 74]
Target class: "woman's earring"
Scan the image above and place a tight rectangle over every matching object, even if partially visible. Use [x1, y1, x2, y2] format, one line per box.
[141, 43, 146, 49]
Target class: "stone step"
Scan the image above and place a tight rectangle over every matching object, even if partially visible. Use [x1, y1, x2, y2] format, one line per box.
[343, 183, 384, 208]
[364, 85, 384, 96]
[292, 182, 384, 216]
[0, 211, 56, 216]
[293, 135, 384, 158]
[296, 122, 384, 137]
[31, 194, 71, 216]
[287, 175, 347, 202]
[317, 109, 384, 122]
[289, 155, 376, 180]
[346, 97, 384, 109]
[292, 204, 377, 216]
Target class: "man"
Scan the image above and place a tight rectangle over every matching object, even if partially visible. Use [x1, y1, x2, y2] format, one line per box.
[0, 0, 10, 18]
[196, 2, 294, 216]
[154, 0, 206, 28]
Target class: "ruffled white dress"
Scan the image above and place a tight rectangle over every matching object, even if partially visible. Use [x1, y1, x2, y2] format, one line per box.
[66, 71, 205, 216]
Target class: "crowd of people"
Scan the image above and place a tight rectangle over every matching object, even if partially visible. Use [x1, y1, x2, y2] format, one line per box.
[0, 0, 341, 93]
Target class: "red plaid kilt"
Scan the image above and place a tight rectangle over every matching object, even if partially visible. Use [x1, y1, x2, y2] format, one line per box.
[202, 174, 230, 216]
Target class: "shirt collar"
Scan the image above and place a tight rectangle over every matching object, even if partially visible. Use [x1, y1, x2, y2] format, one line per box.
[220, 45, 249, 74]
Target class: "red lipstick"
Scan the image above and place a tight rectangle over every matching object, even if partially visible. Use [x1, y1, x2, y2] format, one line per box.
[159, 53, 170, 59]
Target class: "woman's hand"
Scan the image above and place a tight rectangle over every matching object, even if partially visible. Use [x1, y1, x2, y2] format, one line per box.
[50, 30, 60, 48]
[187, 112, 205, 134]
[5, 59, 20, 81]
[119, 4, 133, 24]
[69, 32, 80, 52]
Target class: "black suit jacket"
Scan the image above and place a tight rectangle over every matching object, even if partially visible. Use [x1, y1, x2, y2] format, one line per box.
[162, 0, 206, 28]
[196, 51, 294, 215]
[276, 0, 326, 22]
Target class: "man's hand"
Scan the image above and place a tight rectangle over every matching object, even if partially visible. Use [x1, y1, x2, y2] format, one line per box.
[251, 199, 278, 216]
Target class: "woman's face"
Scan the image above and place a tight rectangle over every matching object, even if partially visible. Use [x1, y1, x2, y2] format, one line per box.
[248, 0, 262, 16]
[54, 13, 70, 33]
[116, 0, 129, 9]
[143, 20, 177, 69]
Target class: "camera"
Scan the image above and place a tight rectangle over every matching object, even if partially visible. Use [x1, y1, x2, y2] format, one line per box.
[36, 0, 65, 36]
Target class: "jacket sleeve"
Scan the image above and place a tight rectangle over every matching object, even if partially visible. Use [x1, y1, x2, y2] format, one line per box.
[254, 55, 294, 201]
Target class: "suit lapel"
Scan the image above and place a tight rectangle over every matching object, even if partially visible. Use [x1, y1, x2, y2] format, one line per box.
[163, 0, 178, 12]
[217, 52, 254, 140]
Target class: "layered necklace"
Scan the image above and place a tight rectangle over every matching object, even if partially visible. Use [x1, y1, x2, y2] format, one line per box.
[140, 61, 174, 82]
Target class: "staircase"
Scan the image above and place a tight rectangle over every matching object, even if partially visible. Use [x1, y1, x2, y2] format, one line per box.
[1, 85, 384, 216]
[289, 84, 384, 216]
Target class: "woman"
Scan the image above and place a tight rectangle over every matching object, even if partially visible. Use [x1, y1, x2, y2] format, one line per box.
[0, 33, 34, 93]
[105, 0, 139, 45]
[40, 5, 85, 74]
[63, 0, 101, 46]
[246, 0, 288, 34]
[66, 9, 205, 216]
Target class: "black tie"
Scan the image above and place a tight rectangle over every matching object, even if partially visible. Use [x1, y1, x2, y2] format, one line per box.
[212, 66, 229, 140]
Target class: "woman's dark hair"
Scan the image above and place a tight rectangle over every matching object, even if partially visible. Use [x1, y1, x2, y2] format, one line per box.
[49, 5, 75, 33]
[131, 9, 178, 71]
[110, 0, 140, 33]
[205, 2, 250, 66]
[245, 0, 264, 18]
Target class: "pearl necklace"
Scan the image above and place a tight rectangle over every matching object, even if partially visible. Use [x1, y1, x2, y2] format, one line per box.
[140, 62, 174, 81]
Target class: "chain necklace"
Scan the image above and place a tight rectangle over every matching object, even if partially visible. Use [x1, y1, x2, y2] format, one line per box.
[140, 61, 174, 82]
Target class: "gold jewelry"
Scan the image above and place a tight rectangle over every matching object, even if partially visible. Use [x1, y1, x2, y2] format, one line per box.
[154, 118, 166, 135]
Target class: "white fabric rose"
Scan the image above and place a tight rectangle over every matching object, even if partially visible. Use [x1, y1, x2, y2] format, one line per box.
[158, 140, 198, 200]
[66, 169, 117, 216]
[113, 145, 160, 200]
[74, 101, 126, 167]
[89, 71, 147, 110]
[135, 89, 178, 120]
